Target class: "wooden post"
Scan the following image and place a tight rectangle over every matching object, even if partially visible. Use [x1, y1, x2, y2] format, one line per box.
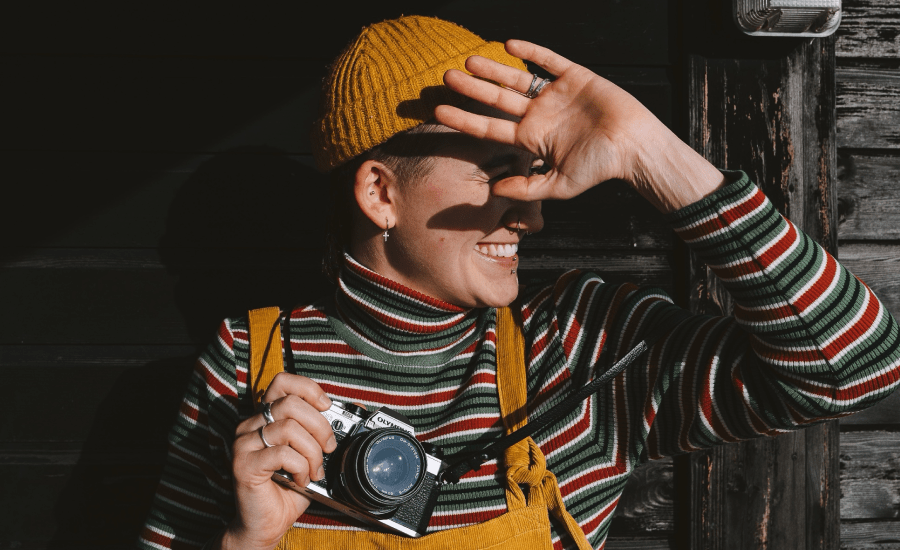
[680, 2, 840, 548]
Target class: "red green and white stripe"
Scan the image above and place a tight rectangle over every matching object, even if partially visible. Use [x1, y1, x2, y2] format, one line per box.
[140, 172, 900, 550]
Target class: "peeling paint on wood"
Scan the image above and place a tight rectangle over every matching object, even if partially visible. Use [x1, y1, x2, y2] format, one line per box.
[686, 26, 839, 550]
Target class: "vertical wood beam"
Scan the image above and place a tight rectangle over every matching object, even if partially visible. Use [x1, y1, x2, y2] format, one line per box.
[680, 3, 839, 548]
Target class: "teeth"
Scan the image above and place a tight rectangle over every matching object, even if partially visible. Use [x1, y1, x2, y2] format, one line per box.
[474, 243, 518, 258]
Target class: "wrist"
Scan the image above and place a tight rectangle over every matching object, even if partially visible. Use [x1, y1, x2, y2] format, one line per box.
[217, 527, 276, 550]
[627, 123, 727, 213]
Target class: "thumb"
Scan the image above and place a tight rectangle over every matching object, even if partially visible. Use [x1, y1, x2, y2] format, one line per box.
[492, 174, 555, 202]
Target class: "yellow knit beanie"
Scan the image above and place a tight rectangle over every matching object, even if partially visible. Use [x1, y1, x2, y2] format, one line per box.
[311, 15, 527, 172]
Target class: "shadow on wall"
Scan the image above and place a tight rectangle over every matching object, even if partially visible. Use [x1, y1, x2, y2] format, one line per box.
[48, 147, 335, 548]
[159, 146, 335, 344]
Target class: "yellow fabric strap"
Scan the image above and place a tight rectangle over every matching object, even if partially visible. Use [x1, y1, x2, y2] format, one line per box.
[248, 306, 283, 406]
[495, 307, 593, 550]
[247, 305, 591, 549]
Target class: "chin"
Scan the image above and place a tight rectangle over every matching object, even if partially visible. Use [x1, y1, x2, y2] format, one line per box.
[476, 283, 520, 309]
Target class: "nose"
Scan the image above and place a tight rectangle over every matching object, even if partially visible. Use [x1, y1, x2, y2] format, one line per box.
[503, 200, 544, 235]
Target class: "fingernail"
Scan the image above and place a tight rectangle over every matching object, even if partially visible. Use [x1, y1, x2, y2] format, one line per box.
[327, 435, 337, 452]
[316, 466, 325, 480]
[319, 395, 332, 409]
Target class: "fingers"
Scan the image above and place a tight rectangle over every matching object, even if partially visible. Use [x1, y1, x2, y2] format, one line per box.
[233, 428, 316, 486]
[504, 39, 573, 77]
[237, 398, 336, 454]
[443, 67, 530, 117]
[434, 104, 518, 146]
[263, 372, 332, 412]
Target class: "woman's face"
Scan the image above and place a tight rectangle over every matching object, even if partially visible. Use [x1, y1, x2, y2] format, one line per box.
[380, 129, 544, 308]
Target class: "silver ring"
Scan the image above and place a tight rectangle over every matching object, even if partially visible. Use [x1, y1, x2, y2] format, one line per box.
[259, 425, 274, 448]
[261, 401, 275, 425]
[529, 77, 552, 98]
[524, 73, 540, 98]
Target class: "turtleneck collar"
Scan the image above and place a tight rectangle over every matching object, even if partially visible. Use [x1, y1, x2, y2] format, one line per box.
[328, 253, 487, 365]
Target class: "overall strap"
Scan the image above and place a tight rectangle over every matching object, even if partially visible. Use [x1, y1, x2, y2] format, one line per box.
[495, 307, 592, 550]
[249, 306, 283, 407]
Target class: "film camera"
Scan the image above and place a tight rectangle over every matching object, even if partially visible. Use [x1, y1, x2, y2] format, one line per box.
[272, 401, 445, 538]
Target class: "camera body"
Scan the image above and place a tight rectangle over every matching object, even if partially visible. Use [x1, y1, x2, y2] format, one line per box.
[272, 401, 445, 538]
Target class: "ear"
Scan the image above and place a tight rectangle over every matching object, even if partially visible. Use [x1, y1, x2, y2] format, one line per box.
[353, 160, 398, 231]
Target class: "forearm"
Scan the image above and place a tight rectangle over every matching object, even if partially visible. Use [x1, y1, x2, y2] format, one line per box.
[667, 174, 900, 408]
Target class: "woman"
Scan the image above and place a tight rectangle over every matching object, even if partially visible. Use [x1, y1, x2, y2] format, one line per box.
[139, 15, 900, 550]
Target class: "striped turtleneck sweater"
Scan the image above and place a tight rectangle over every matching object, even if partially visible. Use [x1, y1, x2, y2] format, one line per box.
[140, 173, 900, 550]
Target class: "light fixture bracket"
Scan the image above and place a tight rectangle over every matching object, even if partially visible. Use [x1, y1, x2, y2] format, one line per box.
[734, 0, 841, 37]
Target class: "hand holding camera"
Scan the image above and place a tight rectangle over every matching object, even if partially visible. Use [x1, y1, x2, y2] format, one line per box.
[224, 373, 337, 550]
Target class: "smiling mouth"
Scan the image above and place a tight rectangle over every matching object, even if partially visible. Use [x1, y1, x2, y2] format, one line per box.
[474, 243, 518, 258]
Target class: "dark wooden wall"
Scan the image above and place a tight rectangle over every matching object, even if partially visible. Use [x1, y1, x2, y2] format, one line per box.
[0, 1, 895, 549]
[835, 0, 900, 547]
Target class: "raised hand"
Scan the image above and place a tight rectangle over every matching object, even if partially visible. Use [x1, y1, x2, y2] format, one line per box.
[436, 40, 725, 213]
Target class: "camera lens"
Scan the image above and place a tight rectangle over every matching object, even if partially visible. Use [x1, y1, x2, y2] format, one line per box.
[341, 428, 426, 511]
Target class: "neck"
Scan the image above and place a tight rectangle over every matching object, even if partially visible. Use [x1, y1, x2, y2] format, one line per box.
[329, 253, 484, 364]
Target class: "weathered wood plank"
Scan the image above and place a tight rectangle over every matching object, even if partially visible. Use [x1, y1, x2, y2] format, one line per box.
[841, 431, 900, 482]
[0, 248, 673, 345]
[0, 151, 671, 253]
[609, 459, 675, 534]
[0, 151, 328, 253]
[837, 152, 900, 241]
[605, 538, 674, 550]
[839, 432, 900, 523]
[530, 181, 673, 251]
[837, 66, 900, 150]
[841, 521, 900, 549]
[0, 344, 198, 367]
[0, 249, 333, 345]
[838, 243, 900, 319]
[843, 480, 900, 520]
[685, 20, 840, 549]
[3, 2, 671, 66]
[0, 461, 164, 548]
[0, 55, 316, 154]
[1, 54, 671, 155]
[0, 357, 194, 447]
[837, 0, 900, 59]
[840, 389, 900, 426]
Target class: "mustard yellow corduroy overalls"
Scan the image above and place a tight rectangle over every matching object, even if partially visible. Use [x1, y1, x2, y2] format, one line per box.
[248, 306, 592, 550]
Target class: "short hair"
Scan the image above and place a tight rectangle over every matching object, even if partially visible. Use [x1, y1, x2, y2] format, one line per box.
[322, 122, 447, 281]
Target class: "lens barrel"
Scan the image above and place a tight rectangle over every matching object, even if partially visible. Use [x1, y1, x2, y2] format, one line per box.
[340, 428, 426, 512]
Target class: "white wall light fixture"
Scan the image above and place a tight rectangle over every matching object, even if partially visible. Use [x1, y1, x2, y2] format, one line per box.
[734, 0, 841, 36]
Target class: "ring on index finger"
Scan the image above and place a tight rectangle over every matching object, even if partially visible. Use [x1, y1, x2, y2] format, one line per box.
[261, 401, 275, 425]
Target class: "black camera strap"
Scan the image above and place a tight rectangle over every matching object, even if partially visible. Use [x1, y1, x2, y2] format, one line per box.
[438, 311, 684, 484]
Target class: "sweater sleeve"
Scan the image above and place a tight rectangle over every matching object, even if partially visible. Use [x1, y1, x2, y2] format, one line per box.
[138, 318, 248, 550]
[528, 172, 900, 464]
[651, 172, 900, 457]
